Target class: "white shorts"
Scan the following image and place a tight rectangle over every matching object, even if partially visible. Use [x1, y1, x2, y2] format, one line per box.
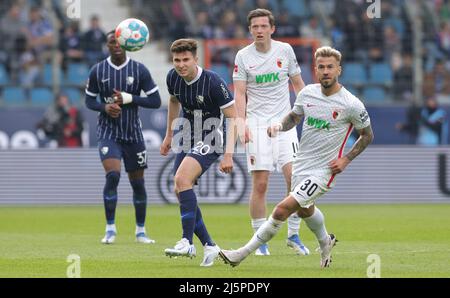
[246, 126, 298, 173]
[290, 175, 330, 208]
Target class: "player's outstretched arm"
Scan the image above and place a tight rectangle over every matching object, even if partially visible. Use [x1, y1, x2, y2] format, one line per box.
[329, 125, 374, 174]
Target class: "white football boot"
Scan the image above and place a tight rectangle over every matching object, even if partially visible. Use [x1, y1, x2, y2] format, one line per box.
[136, 232, 156, 244]
[164, 238, 196, 258]
[286, 234, 310, 255]
[219, 248, 249, 267]
[200, 244, 220, 267]
[101, 230, 116, 244]
[318, 234, 338, 268]
[255, 243, 270, 256]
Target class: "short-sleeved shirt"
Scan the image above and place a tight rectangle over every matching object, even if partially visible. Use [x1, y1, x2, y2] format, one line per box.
[85, 56, 159, 142]
[291, 84, 371, 183]
[233, 40, 301, 124]
[166, 66, 234, 149]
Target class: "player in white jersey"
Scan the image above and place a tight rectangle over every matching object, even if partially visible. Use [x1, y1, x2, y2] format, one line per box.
[233, 8, 308, 256]
[220, 46, 374, 268]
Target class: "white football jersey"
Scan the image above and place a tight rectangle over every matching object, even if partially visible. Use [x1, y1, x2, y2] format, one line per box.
[233, 40, 301, 124]
[291, 84, 371, 187]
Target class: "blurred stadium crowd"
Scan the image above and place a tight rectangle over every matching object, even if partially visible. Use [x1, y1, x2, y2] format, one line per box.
[0, 0, 448, 106]
[133, 0, 450, 103]
[0, 0, 107, 105]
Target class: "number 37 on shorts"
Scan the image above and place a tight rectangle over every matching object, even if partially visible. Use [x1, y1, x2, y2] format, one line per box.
[291, 176, 327, 208]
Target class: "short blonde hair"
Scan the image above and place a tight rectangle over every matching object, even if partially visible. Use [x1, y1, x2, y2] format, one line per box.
[314, 46, 342, 63]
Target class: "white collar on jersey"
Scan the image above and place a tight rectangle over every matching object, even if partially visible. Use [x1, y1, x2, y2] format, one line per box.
[184, 66, 203, 85]
[107, 56, 130, 70]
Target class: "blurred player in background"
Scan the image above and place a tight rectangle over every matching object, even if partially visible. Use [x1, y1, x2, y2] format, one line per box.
[233, 8, 308, 256]
[220, 46, 374, 268]
[160, 39, 237, 267]
[85, 30, 161, 244]
[417, 96, 448, 145]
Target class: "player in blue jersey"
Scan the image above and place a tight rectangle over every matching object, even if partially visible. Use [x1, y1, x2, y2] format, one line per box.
[160, 39, 238, 267]
[85, 30, 161, 244]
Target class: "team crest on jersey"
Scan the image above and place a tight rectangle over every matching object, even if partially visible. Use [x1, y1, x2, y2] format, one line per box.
[250, 155, 256, 165]
[332, 109, 343, 120]
[234, 64, 238, 73]
[101, 147, 109, 155]
[127, 76, 134, 85]
[196, 95, 204, 104]
[277, 58, 282, 68]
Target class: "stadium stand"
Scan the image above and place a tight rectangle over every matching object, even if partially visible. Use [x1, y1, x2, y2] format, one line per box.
[0, 0, 448, 107]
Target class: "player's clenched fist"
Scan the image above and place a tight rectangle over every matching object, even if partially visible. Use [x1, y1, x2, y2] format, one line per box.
[105, 103, 121, 118]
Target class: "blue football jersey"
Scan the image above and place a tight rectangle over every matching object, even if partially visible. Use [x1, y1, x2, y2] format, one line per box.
[85, 56, 159, 142]
[166, 67, 234, 148]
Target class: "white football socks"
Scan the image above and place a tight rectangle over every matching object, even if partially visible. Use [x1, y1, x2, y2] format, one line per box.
[303, 207, 328, 245]
[135, 225, 146, 235]
[243, 216, 284, 255]
[287, 213, 301, 238]
[106, 224, 117, 233]
[251, 218, 266, 233]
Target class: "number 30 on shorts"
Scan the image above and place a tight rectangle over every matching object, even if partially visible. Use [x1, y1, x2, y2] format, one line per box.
[294, 177, 319, 198]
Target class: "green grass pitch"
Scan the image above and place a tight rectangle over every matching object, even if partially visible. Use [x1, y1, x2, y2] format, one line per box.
[0, 204, 449, 278]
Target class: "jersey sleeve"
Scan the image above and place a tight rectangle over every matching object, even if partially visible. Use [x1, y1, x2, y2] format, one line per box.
[85, 65, 99, 97]
[287, 44, 301, 77]
[349, 99, 371, 130]
[292, 88, 305, 115]
[210, 74, 235, 109]
[232, 51, 247, 81]
[140, 65, 159, 96]
[166, 69, 175, 96]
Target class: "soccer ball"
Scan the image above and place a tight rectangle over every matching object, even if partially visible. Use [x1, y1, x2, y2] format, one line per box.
[115, 18, 149, 52]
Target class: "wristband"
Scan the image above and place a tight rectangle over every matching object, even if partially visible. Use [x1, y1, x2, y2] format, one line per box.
[121, 92, 133, 104]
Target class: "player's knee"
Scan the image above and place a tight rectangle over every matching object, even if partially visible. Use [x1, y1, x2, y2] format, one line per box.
[174, 174, 193, 193]
[297, 206, 314, 218]
[105, 171, 120, 188]
[253, 180, 268, 195]
[130, 178, 146, 195]
[272, 204, 290, 221]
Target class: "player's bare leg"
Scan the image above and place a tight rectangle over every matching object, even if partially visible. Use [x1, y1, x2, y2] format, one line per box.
[281, 163, 309, 255]
[128, 169, 155, 244]
[249, 170, 271, 255]
[101, 158, 121, 244]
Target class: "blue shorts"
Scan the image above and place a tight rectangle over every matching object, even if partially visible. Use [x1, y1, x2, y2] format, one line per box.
[173, 149, 220, 178]
[98, 139, 147, 172]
